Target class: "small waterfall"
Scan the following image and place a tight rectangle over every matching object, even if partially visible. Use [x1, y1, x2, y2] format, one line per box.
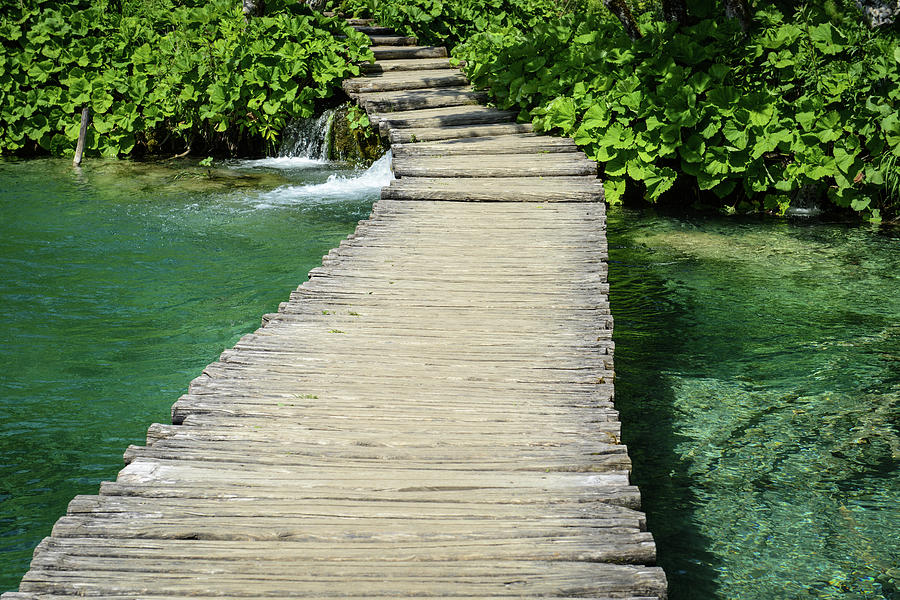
[278, 109, 336, 160]
[253, 150, 394, 207]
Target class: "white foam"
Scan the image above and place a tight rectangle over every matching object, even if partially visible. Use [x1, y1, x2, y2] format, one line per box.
[233, 156, 327, 169]
[253, 151, 394, 207]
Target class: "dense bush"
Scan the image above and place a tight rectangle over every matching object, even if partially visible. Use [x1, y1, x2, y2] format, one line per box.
[332, 0, 900, 219]
[330, 0, 572, 47]
[0, 0, 373, 157]
[458, 6, 900, 218]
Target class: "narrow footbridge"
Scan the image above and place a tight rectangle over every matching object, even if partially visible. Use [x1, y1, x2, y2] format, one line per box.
[3, 19, 667, 600]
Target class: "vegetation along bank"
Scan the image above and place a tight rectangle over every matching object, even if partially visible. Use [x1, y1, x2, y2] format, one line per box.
[334, 0, 899, 220]
[0, 0, 372, 158]
[2, 0, 898, 219]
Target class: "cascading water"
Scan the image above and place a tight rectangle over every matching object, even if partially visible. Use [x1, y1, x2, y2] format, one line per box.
[252, 150, 394, 208]
[278, 109, 336, 160]
[230, 106, 394, 205]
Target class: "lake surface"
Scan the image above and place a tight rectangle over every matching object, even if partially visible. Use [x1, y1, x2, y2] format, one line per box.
[1, 162, 897, 598]
[0, 156, 389, 591]
[607, 207, 900, 600]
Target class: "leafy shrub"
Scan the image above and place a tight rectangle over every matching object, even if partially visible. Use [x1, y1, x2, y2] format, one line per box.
[0, 0, 373, 157]
[328, 0, 573, 47]
[457, 5, 900, 218]
[454, 5, 900, 218]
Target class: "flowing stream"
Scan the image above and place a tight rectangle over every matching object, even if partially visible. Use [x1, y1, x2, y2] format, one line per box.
[0, 116, 392, 590]
[0, 136, 897, 598]
[608, 207, 899, 600]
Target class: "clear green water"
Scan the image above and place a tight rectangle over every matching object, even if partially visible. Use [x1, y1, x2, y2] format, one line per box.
[0, 157, 382, 591]
[2, 166, 897, 598]
[607, 207, 900, 600]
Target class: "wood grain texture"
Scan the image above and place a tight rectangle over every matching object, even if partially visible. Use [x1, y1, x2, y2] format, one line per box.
[355, 86, 487, 113]
[361, 57, 459, 73]
[390, 122, 534, 143]
[393, 153, 597, 177]
[1, 19, 667, 600]
[371, 45, 448, 60]
[344, 69, 469, 93]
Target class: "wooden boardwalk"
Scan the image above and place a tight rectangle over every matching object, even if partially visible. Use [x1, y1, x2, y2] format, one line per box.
[2, 19, 667, 600]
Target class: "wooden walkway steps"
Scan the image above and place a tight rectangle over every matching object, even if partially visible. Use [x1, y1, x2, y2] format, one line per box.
[2, 18, 667, 600]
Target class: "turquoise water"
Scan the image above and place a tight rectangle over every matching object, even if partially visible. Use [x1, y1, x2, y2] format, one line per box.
[607, 208, 900, 600]
[0, 157, 385, 591]
[2, 164, 898, 598]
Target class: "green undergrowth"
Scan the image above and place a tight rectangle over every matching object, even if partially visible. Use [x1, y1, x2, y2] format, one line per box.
[0, 0, 373, 158]
[330, 0, 571, 47]
[333, 0, 900, 219]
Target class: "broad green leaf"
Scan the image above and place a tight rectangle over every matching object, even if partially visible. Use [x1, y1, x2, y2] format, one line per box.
[833, 147, 857, 174]
[603, 176, 626, 204]
[851, 196, 871, 211]
[796, 111, 817, 131]
[546, 96, 576, 132]
[643, 165, 677, 201]
[581, 104, 610, 130]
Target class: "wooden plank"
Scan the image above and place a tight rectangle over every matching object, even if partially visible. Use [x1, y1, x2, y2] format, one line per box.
[355, 86, 486, 113]
[392, 134, 578, 156]
[31, 536, 657, 567]
[393, 153, 597, 177]
[353, 26, 395, 35]
[6, 596, 662, 600]
[371, 45, 448, 60]
[343, 69, 469, 93]
[382, 177, 605, 202]
[360, 58, 458, 73]
[370, 105, 519, 130]
[99, 481, 644, 510]
[366, 35, 418, 45]
[390, 122, 534, 143]
[19, 562, 666, 597]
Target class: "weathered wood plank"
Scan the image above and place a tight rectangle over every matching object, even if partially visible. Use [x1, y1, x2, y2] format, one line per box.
[31, 536, 657, 566]
[390, 122, 534, 142]
[353, 25, 395, 35]
[360, 57, 458, 73]
[382, 177, 605, 202]
[98, 481, 644, 510]
[19, 562, 666, 597]
[366, 35, 418, 45]
[355, 86, 486, 113]
[393, 153, 597, 177]
[370, 105, 519, 130]
[392, 134, 578, 156]
[344, 69, 469, 93]
[371, 45, 448, 60]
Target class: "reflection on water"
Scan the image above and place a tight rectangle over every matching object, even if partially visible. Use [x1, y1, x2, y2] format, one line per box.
[0, 157, 380, 592]
[608, 208, 900, 600]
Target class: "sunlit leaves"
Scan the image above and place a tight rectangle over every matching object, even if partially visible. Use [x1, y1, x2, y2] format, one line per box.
[444, 0, 899, 217]
[0, 0, 373, 157]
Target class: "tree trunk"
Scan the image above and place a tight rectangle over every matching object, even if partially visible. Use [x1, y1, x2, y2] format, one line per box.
[242, 0, 263, 22]
[603, 0, 641, 40]
[723, 0, 751, 33]
[306, 0, 326, 10]
[661, 0, 687, 24]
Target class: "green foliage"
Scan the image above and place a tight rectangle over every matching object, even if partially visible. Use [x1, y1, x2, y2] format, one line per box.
[450, 4, 899, 218]
[0, 0, 374, 158]
[346, 103, 370, 130]
[328, 0, 574, 47]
